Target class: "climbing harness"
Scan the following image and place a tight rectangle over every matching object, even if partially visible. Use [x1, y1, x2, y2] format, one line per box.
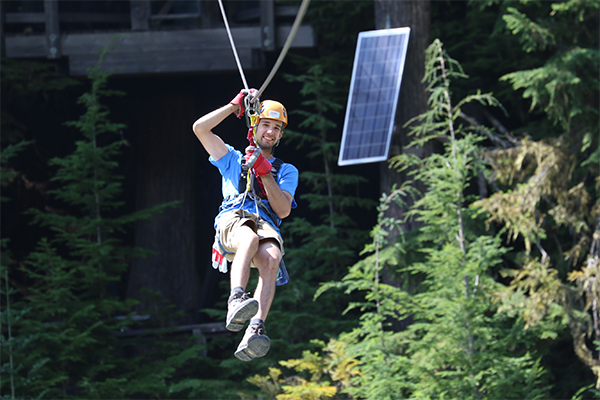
[239, 157, 284, 215]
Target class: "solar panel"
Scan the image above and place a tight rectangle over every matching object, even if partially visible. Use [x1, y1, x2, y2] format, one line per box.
[338, 27, 410, 166]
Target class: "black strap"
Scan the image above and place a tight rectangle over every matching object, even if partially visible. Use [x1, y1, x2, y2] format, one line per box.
[239, 157, 284, 199]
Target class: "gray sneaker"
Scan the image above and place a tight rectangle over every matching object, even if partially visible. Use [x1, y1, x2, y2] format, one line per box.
[226, 291, 259, 332]
[234, 322, 270, 362]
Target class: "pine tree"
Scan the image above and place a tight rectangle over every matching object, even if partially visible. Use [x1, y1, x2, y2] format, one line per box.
[245, 38, 554, 400]
[304, 39, 549, 399]
[351, 38, 552, 399]
[272, 61, 376, 342]
[1, 43, 201, 399]
[471, 0, 600, 395]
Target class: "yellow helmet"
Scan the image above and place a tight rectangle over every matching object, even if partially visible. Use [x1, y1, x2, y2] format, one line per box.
[258, 100, 288, 129]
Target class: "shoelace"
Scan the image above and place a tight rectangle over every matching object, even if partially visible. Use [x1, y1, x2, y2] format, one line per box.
[249, 323, 267, 336]
[230, 291, 252, 303]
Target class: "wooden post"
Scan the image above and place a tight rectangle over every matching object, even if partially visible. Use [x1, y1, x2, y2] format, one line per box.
[200, 0, 216, 29]
[130, 0, 149, 31]
[260, 0, 275, 51]
[0, 0, 6, 58]
[44, 0, 60, 59]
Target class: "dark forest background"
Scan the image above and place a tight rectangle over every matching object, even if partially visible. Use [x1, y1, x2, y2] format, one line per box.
[1, 1, 599, 399]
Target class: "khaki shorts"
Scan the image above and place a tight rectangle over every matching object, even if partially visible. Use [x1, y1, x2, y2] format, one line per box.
[215, 209, 284, 263]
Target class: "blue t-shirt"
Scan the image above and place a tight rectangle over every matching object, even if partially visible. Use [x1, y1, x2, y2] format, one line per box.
[209, 144, 298, 233]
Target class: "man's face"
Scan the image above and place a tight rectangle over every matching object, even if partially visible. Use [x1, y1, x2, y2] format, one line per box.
[255, 118, 283, 151]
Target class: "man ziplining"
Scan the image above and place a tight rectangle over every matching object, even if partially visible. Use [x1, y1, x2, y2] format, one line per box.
[192, 91, 298, 362]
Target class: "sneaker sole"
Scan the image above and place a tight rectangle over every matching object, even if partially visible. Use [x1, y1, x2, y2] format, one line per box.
[234, 335, 270, 362]
[226, 299, 259, 332]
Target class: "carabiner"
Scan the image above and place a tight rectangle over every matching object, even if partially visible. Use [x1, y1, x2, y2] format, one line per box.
[244, 92, 260, 129]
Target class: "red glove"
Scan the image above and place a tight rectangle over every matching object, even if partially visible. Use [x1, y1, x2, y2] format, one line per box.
[230, 90, 246, 118]
[245, 146, 272, 178]
[253, 155, 272, 178]
[230, 89, 258, 119]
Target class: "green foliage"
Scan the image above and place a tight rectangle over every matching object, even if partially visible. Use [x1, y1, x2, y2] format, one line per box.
[472, 0, 600, 391]
[312, 39, 551, 399]
[0, 141, 32, 203]
[0, 58, 79, 145]
[251, 1, 376, 363]
[243, 338, 360, 400]
[501, 47, 599, 132]
[503, 7, 556, 53]
[0, 42, 200, 399]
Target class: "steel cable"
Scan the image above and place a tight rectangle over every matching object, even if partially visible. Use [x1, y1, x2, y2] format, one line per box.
[217, 0, 249, 91]
[217, 0, 311, 100]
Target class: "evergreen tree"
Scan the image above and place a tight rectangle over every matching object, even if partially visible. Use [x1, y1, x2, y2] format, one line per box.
[471, 0, 600, 395]
[247, 39, 553, 400]
[335, 39, 550, 399]
[275, 61, 376, 344]
[1, 43, 201, 399]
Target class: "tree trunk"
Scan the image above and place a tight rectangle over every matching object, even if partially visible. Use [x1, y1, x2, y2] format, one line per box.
[375, 0, 430, 234]
[126, 89, 201, 325]
[375, 0, 431, 331]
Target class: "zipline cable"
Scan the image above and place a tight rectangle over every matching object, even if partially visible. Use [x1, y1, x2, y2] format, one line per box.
[217, 0, 249, 91]
[217, 0, 311, 101]
[254, 0, 311, 100]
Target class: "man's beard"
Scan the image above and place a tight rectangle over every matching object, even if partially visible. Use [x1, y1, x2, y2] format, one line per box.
[256, 138, 275, 152]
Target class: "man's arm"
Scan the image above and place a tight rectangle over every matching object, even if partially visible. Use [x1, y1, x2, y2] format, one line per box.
[192, 103, 239, 161]
[260, 173, 293, 219]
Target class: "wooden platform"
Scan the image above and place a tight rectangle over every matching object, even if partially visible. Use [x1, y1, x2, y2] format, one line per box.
[4, 25, 315, 76]
[1, 0, 316, 76]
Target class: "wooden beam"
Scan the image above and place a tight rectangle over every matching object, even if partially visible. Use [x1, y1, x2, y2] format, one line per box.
[236, 5, 301, 22]
[5, 12, 45, 24]
[4, 35, 46, 58]
[260, 0, 275, 51]
[68, 48, 256, 76]
[44, 0, 60, 59]
[0, 1, 5, 58]
[200, 0, 218, 28]
[6, 12, 130, 24]
[4, 25, 315, 75]
[149, 13, 201, 21]
[113, 322, 227, 338]
[61, 28, 260, 54]
[130, 0, 149, 31]
[276, 25, 314, 48]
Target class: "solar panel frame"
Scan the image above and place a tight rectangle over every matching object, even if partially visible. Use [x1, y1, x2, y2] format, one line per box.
[338, 27, 411, 166]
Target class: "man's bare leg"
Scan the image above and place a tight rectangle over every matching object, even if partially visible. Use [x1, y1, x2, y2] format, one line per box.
[252, 240, 281, 321]
[226, 224, 259, 332]
[229, 224, 258, 290]
[234, 239, 280, 362]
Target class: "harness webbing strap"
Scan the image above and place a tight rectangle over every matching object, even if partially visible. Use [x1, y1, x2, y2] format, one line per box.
[239, 158, 284, 200]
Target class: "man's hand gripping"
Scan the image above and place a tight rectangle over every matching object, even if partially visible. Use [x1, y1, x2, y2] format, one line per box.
[230, 88, 258, 119]
[244, 146, 272, 177]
